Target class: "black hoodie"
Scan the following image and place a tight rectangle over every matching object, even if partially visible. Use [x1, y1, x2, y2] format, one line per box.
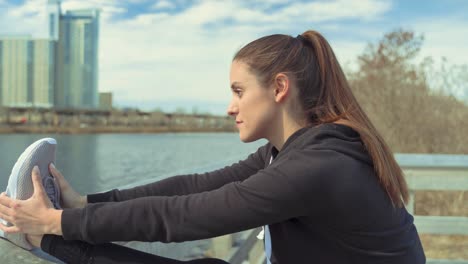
[61, 123, 426, 263]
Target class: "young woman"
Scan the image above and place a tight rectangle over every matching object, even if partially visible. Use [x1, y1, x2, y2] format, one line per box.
[0, 30, 426, 264]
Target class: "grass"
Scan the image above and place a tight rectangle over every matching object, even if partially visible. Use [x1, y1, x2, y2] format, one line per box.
[416, 191, 468, 217]
[420, 234, 468, 260]
[416, 191, 467, 259]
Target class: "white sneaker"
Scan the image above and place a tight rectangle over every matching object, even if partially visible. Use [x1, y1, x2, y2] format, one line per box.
[0, 138, 61, 250]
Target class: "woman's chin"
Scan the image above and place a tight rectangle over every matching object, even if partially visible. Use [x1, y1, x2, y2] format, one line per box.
[239, 133, 259, 143]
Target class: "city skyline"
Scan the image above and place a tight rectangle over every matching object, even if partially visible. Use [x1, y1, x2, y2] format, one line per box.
[0, 0, 467, 114]
[0, 0, 100, 109]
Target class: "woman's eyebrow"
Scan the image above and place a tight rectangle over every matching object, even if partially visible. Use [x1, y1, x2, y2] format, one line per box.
[231, 82, 242, 90]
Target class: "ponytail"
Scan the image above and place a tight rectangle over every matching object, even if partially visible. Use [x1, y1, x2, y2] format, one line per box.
[234, 30, 409, 207]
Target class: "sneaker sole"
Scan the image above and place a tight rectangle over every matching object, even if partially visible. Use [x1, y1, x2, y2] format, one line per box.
[1, 138, 60, 250]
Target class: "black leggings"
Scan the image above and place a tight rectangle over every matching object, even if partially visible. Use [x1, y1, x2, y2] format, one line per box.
[41, 235, 229, 264]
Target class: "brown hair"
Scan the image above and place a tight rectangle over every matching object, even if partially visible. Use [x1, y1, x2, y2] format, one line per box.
[233, 30, 409, 207]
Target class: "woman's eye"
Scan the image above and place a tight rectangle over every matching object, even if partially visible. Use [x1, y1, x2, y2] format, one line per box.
[235, 90, 243, 97]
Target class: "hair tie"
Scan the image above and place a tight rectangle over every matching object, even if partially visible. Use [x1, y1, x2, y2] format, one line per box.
[296, 34, 314, 51]
[296, 34, 307, 44]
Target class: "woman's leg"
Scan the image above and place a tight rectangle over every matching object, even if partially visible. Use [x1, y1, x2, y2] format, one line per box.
[41, 235, 229, 264]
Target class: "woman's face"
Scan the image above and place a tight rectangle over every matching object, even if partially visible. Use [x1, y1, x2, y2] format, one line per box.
[228, 60, 278, 142]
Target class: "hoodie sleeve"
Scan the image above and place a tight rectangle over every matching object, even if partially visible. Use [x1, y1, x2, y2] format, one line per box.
[87, 144, 270, 203]
[60, 150, 329, 244]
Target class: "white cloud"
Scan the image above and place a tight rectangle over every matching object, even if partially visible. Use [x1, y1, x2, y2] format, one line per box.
[96, 0, 392, 110]
[0, 0, 126, 37]
[0, 0, 400, 113]
[151, 0, 175, 10]
[280, 0, 392, 22]
[412, 17, 468, 66]
[329, 40, 367, 70]
[0, 0, 47, 37]
[2, 0, 466, 113]
[60, 0, 126, 21]
[128, 0, 150, 3]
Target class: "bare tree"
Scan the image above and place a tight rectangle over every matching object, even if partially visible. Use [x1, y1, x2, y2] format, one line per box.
[347, 29, 468, 154]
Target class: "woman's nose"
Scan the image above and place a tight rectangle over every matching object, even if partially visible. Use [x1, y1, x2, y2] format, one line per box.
[227, 99, 238, 116]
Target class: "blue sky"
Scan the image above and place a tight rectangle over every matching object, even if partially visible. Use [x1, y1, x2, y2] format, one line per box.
[0, 0, 467, 114]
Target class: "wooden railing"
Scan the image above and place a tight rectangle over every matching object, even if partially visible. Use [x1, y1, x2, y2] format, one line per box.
[398, 154, 468, 264]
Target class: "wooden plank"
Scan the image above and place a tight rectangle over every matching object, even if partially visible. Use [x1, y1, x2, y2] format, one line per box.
[405, 170, 468, 191]
[427, 259, 468, 264]
[404, 169, 468, 178]
[396, 154, 468, 169]
[414, 216, 468, 235]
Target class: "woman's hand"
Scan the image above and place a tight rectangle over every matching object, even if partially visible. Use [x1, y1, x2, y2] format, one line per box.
[26, 234, 43, 248]
[50, 163, 87, 209]
[0, 166, 62, 236]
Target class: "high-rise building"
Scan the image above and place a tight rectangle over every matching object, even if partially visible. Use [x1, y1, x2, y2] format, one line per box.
[47, 0, 61, 41]
[0, 36, 54, 108]
[31, 39, 55, 107]
[0, 36, 30, 107]
[0, 0, 99, 109]
[54, 8, 100, 109]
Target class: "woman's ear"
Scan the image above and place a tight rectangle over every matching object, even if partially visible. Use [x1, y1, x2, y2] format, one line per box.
[273, 73, 290, 103]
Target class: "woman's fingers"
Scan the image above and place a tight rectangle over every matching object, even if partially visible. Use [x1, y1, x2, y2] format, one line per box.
[0, 192, 9, 206]
[48, 163, 85, 209]
[49, 163, 68, 189]
[49, 163, 60, 178]
[31, 167, 54, 209]
[0, 196, 21, 226]
[0, 192, 15, 210]
[0, 193, 14, 223]
[32, 166, 46, 197]
[49, 163, 65, 181]
[0, 223, 21, 234]
[0, 203, 14, 223]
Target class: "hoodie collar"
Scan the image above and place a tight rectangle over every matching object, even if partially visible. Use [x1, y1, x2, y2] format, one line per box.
[271, 123, 361, 157]
[271, 125, 311, 157]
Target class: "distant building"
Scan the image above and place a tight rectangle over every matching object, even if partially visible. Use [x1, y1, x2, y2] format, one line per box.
[0, 36, 54, 108]
[0, 0, 100, 110]
[0, 36, 29, 107]
[47, 0, 61, 41]
[54, 8, 100, 109]
[99, 92, 113, 110]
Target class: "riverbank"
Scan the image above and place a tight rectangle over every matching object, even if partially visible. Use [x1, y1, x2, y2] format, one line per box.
[0, 107, 236, 134]
[0, 125, 235, 134]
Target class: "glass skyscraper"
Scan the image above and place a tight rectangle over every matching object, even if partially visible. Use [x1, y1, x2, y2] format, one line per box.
[54, 8, 100, 109]
[0, 0, 100, 109]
